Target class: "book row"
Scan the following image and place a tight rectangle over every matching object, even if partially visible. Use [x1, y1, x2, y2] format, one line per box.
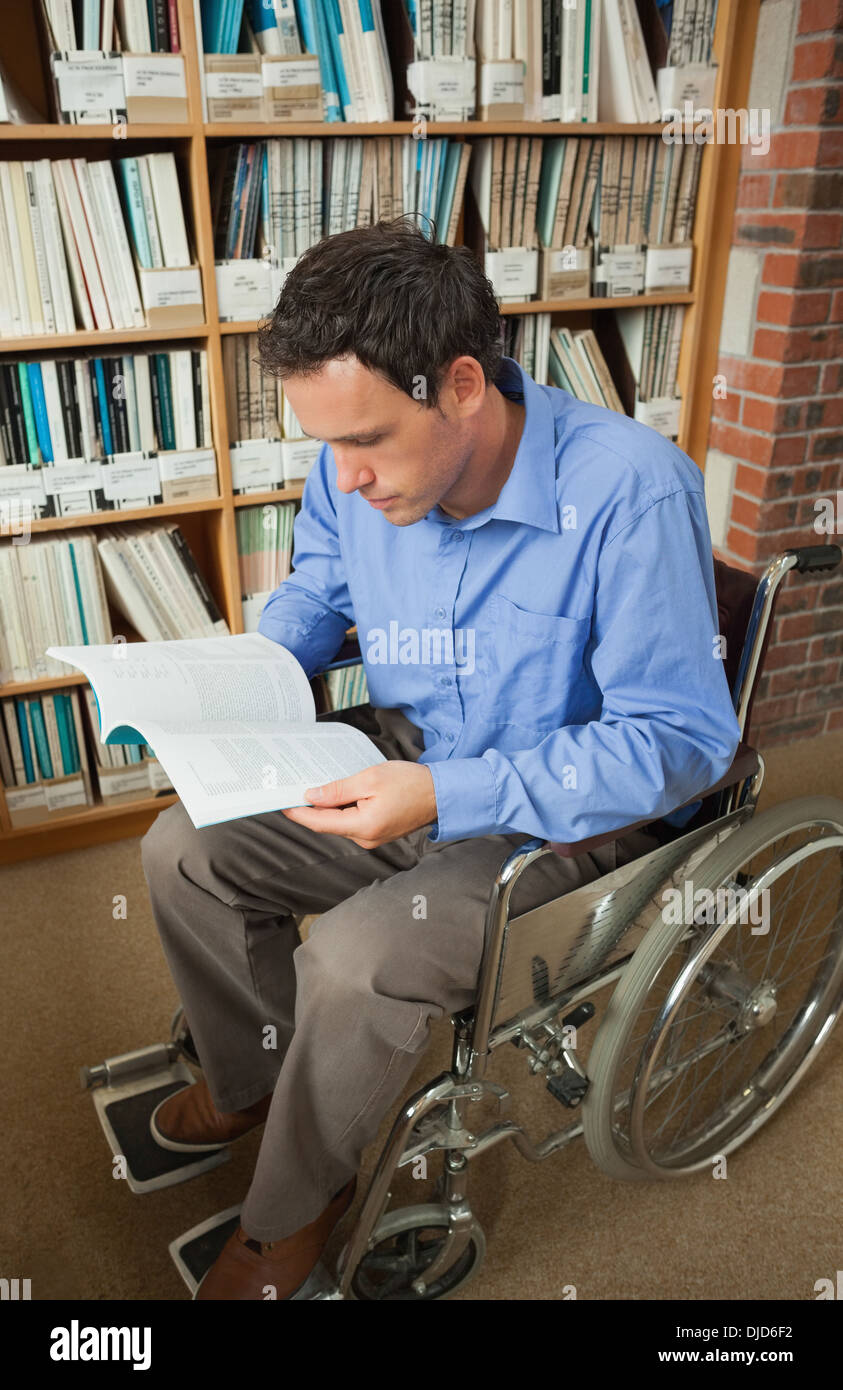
[0, 153, 191, 338]
[324, 663, 369, 711]
[0, 523, 228, 684]
[211, 134, 470, 262]
[0, 685, 173, 826]
[473, 132, 702, 255]
[0, 350, 212, 468]
[40, 0, 181, 51]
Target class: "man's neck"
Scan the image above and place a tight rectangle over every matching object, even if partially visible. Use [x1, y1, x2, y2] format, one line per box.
[437, 385, 525, 521]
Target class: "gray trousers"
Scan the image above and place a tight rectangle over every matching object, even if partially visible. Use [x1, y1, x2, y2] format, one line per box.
[140, 704, 658, 1241]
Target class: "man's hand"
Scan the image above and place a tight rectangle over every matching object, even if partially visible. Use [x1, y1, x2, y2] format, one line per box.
[281, 761, 437, 848]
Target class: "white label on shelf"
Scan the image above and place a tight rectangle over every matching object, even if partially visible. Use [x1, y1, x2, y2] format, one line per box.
[262, 57, 320, 88]
[0, 465, 48, 503]
[230, 438, 284, 492]
[122, 54, 187, 98]
[97, 766, 151, 797]
[545, 246, 591, 274]
[43, 776, 87, 812]
[101, 453, 161, 501]
[53, 53, 125, 113]
[485, 248, 538, 298]
[215, 260, 282, 321]
[6, 786, 46, 813]
[42, 461, 104, 495]
[645, 244, 694, 290]
[657, 64, 718, 118]
[635, 396, 682, 437]
[407, 57, 476, 104]
[281, 437, 320, 481]
[138, 265, 203, 310]
[206, 70, 263, 99]
[156, 447, 217, 482]
[479, 61, 524, 107]
[242, 591, 273, 633]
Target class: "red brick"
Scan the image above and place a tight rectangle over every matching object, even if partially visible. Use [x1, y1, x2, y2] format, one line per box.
[818, 129, 843, 167]
[710, 422, 774, 467]
[779, 612, 820, 640]
[782, 364, 822, 395]
[796, 682, 843, 712]
[791, 290, 832, 323]
[731, 492, 764, 530]
[828, 709, 843, 729]
[748, 130, 822, 171]
[809, 431, 843, 461]
[816, 397, 843, 427]
[820, 361, 843, 392]
[736, 173, 773, 209]
[776, 582, 822, 615]
[831, 289, 843, 321]
[804, 212, 843, 248]
[726, 526, 762, 563]
[798, 0, 843, 34]
[769, 659, 839, 695]
[747, 695, 799, 725]
[756, 714, 828, 742]
[772, 435, 809, 469]
[711, 389, 741, 422]
[809, 631, 843, 661]
[765, 638, 811, 669]
[714, 357, 786, 395]
[734, 461, 770, 498]
[773, 170, 843, 209]
[754, 325, 842, 362]
[792, 37, 838, 79]
[762, 252, 801, 287]
[755, 291, 793, 326]
[741, 396, 778, 431]
[735, 212, 807, 248]
[784, 88, 841, 125]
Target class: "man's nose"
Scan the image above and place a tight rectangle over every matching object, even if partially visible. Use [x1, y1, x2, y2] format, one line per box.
[334, 456, 375, 494]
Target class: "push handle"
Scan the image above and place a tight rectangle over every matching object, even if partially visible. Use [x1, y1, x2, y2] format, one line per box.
[787, 545, 842, 573]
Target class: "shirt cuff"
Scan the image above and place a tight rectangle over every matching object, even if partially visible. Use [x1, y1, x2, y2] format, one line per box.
[426, 756, 499, 843]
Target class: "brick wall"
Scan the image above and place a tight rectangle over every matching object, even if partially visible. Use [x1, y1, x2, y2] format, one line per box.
[703, 0, 843, 747]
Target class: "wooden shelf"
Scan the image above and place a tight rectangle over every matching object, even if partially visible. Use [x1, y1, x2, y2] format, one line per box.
[27, 496, 224, 535]
[0, 323, 210, 353]
[0, 123, 197, 140]
[0, 0, 760, 859]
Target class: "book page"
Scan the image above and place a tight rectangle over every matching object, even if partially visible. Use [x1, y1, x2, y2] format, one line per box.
[46, 633, 316, 738]
[131, 718, 388, 829]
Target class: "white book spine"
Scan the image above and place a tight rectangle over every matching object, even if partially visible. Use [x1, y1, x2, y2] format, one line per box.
[34, 159, 75, 334]
[74, 359, 97, 460]
[171, 351, 197, 450]
[136, 157, 165, 268]
[40, 361, 69, 463]
[146, 153, 190, 268]
[73, 158, 129, 329]
[94, 160, 146, 328]
[199, 351, 212, 449]
[134, 354, 157, 452]
[23, 161, 55, 333]
[51, 161, 93, 331]
[0, 172, 19, 334]
[54, 160, 111, 331]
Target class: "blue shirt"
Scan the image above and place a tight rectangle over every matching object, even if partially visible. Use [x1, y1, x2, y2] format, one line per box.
[258, 355, 741, 845]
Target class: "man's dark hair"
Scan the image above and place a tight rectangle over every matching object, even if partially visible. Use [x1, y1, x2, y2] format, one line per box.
[257, 215, 504, 409]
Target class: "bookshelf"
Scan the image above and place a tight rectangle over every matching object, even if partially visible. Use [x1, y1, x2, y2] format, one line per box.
[0, 0, 761, 862]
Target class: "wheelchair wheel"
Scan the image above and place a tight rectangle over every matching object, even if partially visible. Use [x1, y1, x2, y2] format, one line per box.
[583, 797, 843, 1180]
[345, 1204, 486, 1300]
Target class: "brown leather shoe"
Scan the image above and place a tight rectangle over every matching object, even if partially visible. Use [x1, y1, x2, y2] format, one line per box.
[195, 1177, 357, 1301]
[150, 1078, 272, 1153]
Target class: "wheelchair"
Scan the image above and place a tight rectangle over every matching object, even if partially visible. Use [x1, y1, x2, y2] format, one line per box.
[81, 543, 843, 1300]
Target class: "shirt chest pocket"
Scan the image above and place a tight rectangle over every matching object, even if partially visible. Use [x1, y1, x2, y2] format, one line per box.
[482, 591, 591, 730]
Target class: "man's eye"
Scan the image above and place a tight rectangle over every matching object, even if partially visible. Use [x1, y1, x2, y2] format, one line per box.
[357, 438, 381, 447]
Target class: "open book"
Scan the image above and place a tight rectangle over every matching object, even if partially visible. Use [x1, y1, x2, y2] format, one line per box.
[46, 634, 386, 829]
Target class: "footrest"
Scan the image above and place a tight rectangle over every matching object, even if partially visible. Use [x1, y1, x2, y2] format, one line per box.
[170, 1208, 338, 1299]
[91, 1059, 230, 1193]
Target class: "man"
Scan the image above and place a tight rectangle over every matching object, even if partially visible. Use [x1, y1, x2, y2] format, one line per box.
[141, 217, 740, 1300]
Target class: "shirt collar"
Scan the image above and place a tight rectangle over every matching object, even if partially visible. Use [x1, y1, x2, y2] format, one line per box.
[426, 355, 560, 534]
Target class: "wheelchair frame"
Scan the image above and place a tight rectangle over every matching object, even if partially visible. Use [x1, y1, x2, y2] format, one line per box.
[316, 544, 843, 1299]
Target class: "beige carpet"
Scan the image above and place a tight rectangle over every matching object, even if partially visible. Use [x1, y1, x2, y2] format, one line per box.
[1, 732, 842, 1301]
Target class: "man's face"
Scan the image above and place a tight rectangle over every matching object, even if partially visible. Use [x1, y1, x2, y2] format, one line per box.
[281, 355, 481, 526]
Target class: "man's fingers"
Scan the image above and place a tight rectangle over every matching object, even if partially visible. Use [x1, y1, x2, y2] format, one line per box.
[304, 767, 378, 805]
[282, 804, 372, 837]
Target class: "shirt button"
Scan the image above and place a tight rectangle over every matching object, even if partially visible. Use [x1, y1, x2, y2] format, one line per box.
[452, 531, 464, 542]
[445, 732, 456, 743]
[438, 675, 451, 687]
[434, 606, 447, 620]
